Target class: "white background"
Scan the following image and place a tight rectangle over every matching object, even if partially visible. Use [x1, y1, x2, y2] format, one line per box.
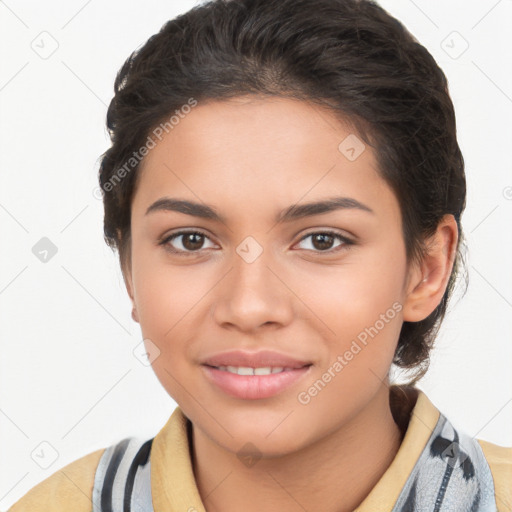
[1, 0, 511, 509]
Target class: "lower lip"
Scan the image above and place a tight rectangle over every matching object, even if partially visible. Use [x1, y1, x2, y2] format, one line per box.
[202, 365, 312, 400]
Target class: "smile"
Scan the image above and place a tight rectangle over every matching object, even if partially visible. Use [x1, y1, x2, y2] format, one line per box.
[213, 365, 296, 375]
[202, 364, 312, 400]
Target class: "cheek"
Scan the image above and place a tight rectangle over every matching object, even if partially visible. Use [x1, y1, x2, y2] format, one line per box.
[130, 248, 218, 390]
[132, 258, 204, 403]
[131, 243, 207, 333]
[297, 245, 407, 375]
[300, 247, 405, 328]
[296, 265, 405, 419]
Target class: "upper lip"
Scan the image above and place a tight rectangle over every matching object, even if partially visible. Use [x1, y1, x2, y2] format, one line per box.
[201, 350, 312, 369]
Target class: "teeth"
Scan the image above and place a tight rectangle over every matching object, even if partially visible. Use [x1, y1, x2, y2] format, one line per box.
[217, 366, 288, 375]
[235, 366, 255, 376]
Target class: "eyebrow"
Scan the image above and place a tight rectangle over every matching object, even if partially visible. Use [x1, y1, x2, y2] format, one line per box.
[145, 196, 374, 223]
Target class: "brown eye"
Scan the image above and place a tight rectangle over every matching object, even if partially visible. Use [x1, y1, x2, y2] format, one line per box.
[160, 230, 215, 254]
[296, 231, 353, 253]
[311, 233, 336, 251]
[181, 232, 205, 251]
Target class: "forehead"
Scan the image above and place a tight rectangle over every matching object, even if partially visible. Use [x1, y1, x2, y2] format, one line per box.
[140, 95, 371, 172]
[131, 96, 397, 224]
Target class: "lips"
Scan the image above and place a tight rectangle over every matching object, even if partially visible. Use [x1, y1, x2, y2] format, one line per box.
[201, 349, 312, 369]
[202, 365, 312, 400]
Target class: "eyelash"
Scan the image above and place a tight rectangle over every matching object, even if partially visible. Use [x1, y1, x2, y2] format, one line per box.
[158, 229, 354, 256]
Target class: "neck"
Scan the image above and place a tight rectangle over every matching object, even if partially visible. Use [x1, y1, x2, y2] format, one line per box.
[191, 384, 407, 512]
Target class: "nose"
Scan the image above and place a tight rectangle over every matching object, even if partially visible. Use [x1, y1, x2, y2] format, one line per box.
[211, 241, 294, 333]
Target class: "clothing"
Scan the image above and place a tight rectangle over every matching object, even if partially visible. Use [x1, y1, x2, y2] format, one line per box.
[8, 386, 512, 511]
[92, 437, 153, 511]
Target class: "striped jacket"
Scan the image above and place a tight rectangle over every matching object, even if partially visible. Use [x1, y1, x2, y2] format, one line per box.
[7, 386, 512, 511]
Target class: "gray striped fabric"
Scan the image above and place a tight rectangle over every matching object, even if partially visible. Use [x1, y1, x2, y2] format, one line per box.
[391, 413, 498, 511]
[92, 437, 153, 512]
[92, 413, 498, 511]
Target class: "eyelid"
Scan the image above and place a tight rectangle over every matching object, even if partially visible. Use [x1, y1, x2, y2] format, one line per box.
[160, 228, 211, 241]
[298, 227, 354, 243]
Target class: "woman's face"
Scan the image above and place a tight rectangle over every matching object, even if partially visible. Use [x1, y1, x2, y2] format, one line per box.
[125, 96, 415, 455]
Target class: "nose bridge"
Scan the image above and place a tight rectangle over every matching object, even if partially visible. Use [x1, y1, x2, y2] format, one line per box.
[233, 235, 272, 289]
[231, 234, 277, 298]
[212, 235, 292, 330]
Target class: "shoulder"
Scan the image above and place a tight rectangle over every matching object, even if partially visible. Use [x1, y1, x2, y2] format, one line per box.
[477, 438, 512, 512]
[7, 447, 105, 512]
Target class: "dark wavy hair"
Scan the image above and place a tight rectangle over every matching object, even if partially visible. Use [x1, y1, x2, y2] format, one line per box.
[98, 0, 467, 384]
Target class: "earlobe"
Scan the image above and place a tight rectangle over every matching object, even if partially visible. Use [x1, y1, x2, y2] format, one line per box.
[126, 278, 139, 323]
[402, 215, 458, 323]
[121, 258, 139, 324]
[127, 280, 140, 324]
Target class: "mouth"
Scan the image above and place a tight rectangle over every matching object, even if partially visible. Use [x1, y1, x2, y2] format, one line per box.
[201, 364, 313, 400]
[201, 349, 312, 370]
[203, 364, 312, 375]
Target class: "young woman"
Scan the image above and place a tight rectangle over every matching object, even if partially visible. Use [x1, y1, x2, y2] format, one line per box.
[9, 0, 511, 511]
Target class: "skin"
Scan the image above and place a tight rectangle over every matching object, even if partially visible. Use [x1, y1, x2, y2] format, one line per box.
[123, 95, 458, 512]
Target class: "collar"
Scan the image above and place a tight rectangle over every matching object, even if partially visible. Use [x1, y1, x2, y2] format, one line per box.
[150, 385, 440, 512]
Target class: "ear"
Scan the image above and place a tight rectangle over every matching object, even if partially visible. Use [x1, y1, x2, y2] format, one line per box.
[120, 248, 139, 324]
[402, 214, 458, 322]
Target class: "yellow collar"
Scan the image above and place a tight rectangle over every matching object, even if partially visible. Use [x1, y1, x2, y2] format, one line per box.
[150, 386, 440, 512]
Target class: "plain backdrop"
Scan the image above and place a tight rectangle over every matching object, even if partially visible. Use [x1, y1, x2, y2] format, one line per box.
[1, 0, 511, 508]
